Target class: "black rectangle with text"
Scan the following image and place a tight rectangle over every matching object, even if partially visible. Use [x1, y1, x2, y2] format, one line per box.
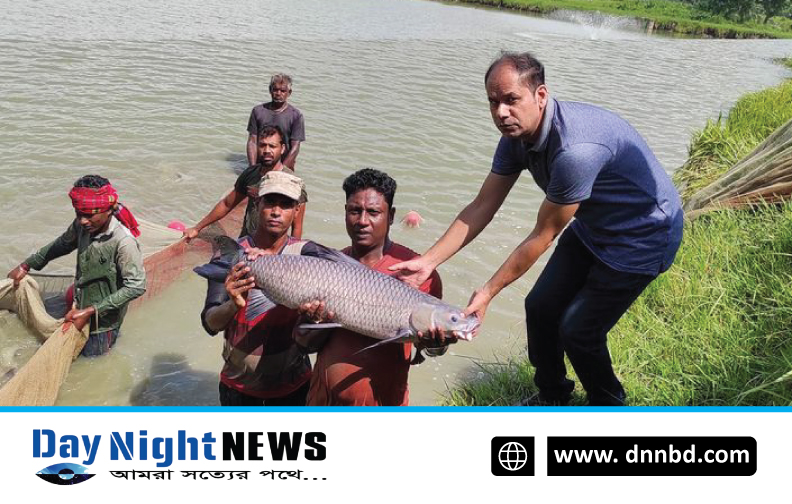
[547, 436, 756, 476]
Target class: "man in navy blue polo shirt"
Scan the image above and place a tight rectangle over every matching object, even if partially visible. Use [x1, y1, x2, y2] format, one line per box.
[391, 52, 683, 406]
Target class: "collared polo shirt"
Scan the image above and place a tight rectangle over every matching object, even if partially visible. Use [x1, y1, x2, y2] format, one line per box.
[492, 98, 683, 275]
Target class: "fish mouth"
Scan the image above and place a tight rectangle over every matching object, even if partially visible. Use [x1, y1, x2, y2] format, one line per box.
[449, 316, 480, 341]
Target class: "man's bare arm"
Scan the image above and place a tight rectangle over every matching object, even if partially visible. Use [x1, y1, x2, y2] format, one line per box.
[204, 262, 254, 332]
[246, 134, 258, 166]
[184, 189, 246, 242]
[464, 198, 579, 321]
[389, 172, 520, 287]
[291, 203, 305, 239]
[204, 300, 239, 334]
[282, 140, 301, 169]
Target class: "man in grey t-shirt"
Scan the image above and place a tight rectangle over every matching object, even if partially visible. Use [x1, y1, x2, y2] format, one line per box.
[391, 52, 683, 406]
[247, 73, 306, 169]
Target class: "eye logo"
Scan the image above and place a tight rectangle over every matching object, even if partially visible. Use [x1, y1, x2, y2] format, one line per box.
[36, 463, 95, 485]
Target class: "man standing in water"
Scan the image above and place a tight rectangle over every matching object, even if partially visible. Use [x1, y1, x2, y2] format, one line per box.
[7, 175, 146, 356]
[296, 168, 444, 406]
[200, 171, 312, 406]
[247, 74, 306, 169]
[184, 125, 307, 240]
[390, 52, 683, 406]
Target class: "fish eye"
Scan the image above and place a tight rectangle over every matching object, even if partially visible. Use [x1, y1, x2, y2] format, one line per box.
[450, 315, 459, 323]
[37, 463, 95, 485]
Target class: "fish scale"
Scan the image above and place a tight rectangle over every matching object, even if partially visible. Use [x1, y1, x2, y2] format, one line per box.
[246, 254, 440, 340]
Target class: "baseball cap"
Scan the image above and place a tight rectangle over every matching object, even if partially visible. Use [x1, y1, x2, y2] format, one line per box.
[258, 171, 305, 202]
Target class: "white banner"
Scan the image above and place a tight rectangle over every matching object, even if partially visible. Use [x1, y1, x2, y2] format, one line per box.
[1, 409, 787, 502]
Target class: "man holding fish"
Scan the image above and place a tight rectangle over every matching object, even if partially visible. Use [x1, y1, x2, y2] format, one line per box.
[298, 168, 446, 406]
[390, 52, 684, 406]
[197, 168, 476, 406]
[199, 171, 312, 406]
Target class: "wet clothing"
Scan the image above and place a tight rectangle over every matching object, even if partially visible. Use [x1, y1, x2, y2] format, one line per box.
[81, 328, 120, 357]
[24, 216, 146, 336]
[200, 237, 312, 402]
[492, 98, 683, 276]
[247, 103, 306, 157]
[306, 243, 443, 407]
[234, 165, 308, 238]
[218, 380, 309, 407]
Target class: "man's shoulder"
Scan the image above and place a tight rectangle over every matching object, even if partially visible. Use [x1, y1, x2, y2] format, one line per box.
[250, 103, 268, 116]
[385, 242, 421, 262]
[554, 100, 629, 135]
[286, 104, 303, 117]
[236, 164, 262, 187]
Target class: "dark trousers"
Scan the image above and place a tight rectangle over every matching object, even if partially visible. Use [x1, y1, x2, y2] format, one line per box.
[218, 380, 310, 407]
[81, 329, 120, 357]
[525, 229, 656, 405]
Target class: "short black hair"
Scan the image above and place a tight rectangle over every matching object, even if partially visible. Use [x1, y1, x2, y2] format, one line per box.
[258, 125, 285, 145]
[73, 174, 110, 188]
[485, 51, 545, 91]
[342, 168, 397, 209]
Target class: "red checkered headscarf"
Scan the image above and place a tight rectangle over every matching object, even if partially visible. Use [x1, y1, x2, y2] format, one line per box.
[69, 184, 141, 237]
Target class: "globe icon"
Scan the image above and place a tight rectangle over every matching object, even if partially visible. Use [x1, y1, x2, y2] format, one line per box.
[498, 442, 528, 471]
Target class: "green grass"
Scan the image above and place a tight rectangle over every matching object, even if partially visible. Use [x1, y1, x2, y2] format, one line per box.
[442, 57, 792, 407]
[444, 204, 792, 406]
[675, 59, 792, 200]
[443, 0, 792, 38]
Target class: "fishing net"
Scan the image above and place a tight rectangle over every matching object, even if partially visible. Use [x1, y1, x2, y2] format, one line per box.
[685, 117, 792, 218]
[0, 277, 88, 406]
[0, 208, 244, 406]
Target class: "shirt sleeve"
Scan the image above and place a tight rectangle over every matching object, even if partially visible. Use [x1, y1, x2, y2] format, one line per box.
[200, 279, 229, 336]
[24, 221, 79, 270]
[420, 270, 443, 299]
[233, 165, 256, 196]
[290, 109, 306, 142]
[545, 143, 613, 205]
[491, 136, 524, 176]
[247, 108, 258, 136]
[92, 236, 146, 315]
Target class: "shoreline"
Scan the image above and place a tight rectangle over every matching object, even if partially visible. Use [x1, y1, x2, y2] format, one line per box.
[438, 0, 792, 39]
[443, 58, 792, 407]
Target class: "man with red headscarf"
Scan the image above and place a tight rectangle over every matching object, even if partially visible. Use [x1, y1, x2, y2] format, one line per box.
[7, 175, 146, 356]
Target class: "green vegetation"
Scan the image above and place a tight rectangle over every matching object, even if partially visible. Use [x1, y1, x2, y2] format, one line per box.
[445, 204, 792, 406]
[443, 58, 792, 407]
[446, 0, 792, 38]
[676, 57, 792, 200]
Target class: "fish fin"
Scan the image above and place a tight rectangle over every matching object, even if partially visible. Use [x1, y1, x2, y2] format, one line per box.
[352, 329, 413, 356]
[194, 236, 244, 282]
[297, 322, 344, 331]
[192, 262, 230, 283]
[410, 346, 427, 365]
[212, 235, 244, 264]
[301, 241, 365, 267]
[244, 289, 277, 321]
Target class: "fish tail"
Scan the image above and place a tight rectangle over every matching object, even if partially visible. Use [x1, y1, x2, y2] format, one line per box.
[213, 235, 244, 265]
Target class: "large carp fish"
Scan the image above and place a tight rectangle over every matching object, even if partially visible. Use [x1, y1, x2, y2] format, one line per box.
[194, 237, 479, 349]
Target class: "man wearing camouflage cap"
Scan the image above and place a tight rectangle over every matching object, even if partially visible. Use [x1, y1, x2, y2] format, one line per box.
[199, 170, 312, 406]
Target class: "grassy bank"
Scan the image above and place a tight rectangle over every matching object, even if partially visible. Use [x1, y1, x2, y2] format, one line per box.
[676, 58, 792, 199]
[443, 59, 792, 407]
[443, 0, 792, 38]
